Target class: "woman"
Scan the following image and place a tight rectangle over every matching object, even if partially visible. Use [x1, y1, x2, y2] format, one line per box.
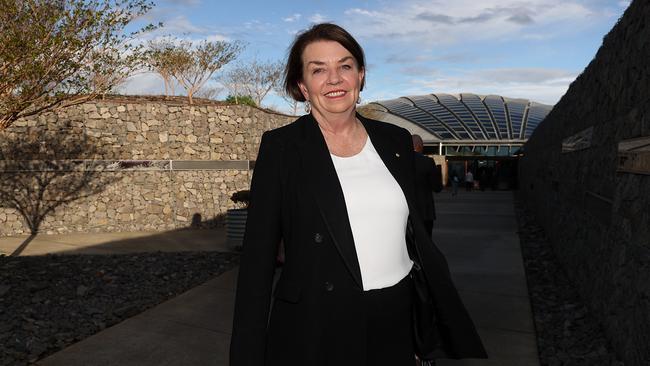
[230, 23, 486, 366]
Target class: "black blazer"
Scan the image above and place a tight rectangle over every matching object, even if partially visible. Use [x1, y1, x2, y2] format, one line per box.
[414, 152, 442, 221]
[230, 113, 487, 366]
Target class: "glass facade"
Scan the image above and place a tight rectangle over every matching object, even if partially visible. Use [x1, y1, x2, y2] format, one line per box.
[506, 99, 527, 139]
[371, 93, 553, 157]
[482, 95, 510, 139]
[460, 94, 499, 139]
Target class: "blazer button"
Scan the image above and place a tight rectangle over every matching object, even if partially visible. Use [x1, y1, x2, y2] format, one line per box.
[324, 281, 334, 292]
[314, 233, 323, 243]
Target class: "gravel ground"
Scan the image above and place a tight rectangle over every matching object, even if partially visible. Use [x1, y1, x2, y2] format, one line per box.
[0, 251, 239, 366]
[515, 202, 624, 366]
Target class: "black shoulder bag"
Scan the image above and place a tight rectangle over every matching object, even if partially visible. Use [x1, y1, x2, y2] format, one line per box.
[406, 218, 445, 364]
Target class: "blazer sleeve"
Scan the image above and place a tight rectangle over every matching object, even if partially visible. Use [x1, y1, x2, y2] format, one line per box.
[230, 131, 283, 366]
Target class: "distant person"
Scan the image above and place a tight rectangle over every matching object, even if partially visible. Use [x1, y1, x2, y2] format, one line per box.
[411, 134, 442, 237]
[451, 173, 459, 196]
[465, 170, 474, 191]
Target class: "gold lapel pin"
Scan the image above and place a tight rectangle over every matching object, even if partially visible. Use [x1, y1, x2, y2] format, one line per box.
[395, 153, 400, 157]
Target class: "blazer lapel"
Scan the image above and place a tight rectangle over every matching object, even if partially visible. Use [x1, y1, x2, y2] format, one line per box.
[298, 114, 363, 290]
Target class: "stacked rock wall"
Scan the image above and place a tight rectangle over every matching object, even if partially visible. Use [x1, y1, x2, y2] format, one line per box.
[519, 1, 650, 364]
[0, 98, 293, 236]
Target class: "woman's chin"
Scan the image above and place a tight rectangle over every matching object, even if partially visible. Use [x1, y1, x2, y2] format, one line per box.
[319, 102, 357, 115]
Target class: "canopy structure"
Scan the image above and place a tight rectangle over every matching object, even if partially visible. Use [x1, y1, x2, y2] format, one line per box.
[361, 93, 553, 157]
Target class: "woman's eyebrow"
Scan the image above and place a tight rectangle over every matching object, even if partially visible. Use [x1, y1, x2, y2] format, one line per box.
[306, 56, 354, 66]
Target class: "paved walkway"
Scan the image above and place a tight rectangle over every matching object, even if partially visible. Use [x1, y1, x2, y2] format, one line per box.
[434, 191, 539, 366]
[0, 228, 231, 256]
[8, 190, 539, 365]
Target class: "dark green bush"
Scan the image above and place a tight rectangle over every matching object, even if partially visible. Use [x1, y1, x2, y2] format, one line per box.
[225, 95, 256, 107]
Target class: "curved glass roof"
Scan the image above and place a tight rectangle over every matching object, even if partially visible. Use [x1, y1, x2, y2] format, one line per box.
[370, 93, 552, 141]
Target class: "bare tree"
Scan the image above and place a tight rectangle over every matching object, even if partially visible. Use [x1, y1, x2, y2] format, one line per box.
[171, 40, 243, 105]
[0, 0, 158, 130]
[88, 45, 147, 99]
[221, 59, 284, 107]
[273, 64, 302, 115]
[145, 37, 184, 97]
[278, 91, 301, 115]
[221, 67, 246, 105]
[195, 86, 224, 100]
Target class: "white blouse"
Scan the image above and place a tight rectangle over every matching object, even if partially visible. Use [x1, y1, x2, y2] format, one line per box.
[330, 137, 413, 291]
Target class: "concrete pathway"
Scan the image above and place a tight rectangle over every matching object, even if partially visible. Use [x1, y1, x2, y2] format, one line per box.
[37, 269, 239, 366]
[0, 228, 231, 256]
[435, 191, 539, 366]
[27, 190, 538, 365]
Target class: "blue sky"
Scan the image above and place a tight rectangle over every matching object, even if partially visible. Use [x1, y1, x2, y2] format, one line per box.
[122, 0, 631, 113]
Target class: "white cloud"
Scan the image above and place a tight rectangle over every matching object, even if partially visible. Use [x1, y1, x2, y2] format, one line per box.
[384, 52, 475, 65]
[144, 8, 266, 43]
[399, 67, 578, 104]
[309, 13, 329, 23]
[283, 13, 302, 22]
[205, 34, 229, 42]
[243, 20, 276, 35]
[471, 68, 576, 84]
[134, 8, 234, 44]
[159, 15, 208, 34]
[400, 65, 439, 77]
[161, 0, 201, 6]
[361, 66, 578, 105]
[120, 73, 167, 96]
[385, 54, 433, 64]
[342, 0, 601, 45]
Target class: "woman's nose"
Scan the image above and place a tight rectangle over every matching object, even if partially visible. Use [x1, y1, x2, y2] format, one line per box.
[327, 68, 342, 84]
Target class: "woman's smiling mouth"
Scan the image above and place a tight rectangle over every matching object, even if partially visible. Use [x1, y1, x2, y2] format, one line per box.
[325, 90, 347, 98]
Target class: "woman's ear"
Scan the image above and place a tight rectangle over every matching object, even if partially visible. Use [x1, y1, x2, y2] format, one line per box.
[358, 67, 365, 91]
[298, 81, 309, 101]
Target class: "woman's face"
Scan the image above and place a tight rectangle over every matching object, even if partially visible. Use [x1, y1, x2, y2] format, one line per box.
[298, 40, 364, 118]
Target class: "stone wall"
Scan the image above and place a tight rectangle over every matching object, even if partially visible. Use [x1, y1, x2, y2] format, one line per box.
[519, 1, 650, 364]
[0, 98, 294, 236]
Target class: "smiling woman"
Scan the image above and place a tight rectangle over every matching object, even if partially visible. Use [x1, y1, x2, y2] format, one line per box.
[229, 23, 487, 366]
[300, 42, 364, 116]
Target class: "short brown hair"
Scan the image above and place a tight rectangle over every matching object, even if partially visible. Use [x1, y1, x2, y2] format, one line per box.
[283, 23, 366, 102]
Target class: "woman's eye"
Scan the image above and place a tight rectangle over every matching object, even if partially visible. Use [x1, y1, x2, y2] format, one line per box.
[313, 68, 324, 74]
[342, 64, 352, 70]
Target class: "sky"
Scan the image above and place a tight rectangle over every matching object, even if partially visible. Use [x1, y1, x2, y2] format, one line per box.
[121, 0, 632, 114]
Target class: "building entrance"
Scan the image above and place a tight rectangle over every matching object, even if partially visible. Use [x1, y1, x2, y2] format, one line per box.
[445, 157, 519, 190]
